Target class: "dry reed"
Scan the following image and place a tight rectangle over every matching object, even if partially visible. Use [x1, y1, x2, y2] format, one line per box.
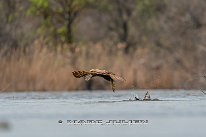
[0, 40, 201, 92]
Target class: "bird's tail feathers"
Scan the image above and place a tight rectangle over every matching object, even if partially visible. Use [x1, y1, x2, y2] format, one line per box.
[72, 71, 89, 78]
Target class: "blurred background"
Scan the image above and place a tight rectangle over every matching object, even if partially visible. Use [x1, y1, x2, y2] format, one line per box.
[1, 0, 206, 91]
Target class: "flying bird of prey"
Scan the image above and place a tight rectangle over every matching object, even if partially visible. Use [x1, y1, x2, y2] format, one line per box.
[72, 69, 125, 92]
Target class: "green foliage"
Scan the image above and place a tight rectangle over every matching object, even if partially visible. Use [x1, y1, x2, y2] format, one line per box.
[137, 0, 160, 18]
[41, 16, 54, 31]
[27, 0, 49, 15]
[8, 14, 13, 22]
[136, 0, 165, 34]
[27, 0, 99, 45]
[99, 0, 112, 11]
[57, 26, 67, 35]
[72, 0, 86, 7]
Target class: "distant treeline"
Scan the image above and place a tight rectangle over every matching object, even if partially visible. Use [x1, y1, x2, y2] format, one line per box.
[0, 0, 206, 91]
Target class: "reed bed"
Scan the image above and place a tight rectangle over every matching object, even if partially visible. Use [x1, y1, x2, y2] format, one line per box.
[0, 41, 202, 92]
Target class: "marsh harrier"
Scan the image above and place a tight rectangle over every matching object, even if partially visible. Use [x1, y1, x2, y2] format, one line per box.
[72, 69, 125, 92]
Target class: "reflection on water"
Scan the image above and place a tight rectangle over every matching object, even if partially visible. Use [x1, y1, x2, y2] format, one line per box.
[0, 90, 206, 137]
[0, 121, 10, 131]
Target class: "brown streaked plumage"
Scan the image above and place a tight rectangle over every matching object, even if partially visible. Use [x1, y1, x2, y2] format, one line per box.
[72, 69, 125, 92]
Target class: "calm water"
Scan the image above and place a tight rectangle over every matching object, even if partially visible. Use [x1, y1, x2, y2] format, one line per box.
[0, 90, 206, 137]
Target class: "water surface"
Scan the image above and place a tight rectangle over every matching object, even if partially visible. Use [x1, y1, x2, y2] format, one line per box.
[0, 90, 206, 137]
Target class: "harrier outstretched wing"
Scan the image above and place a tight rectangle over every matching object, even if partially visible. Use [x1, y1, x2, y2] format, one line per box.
[72, 69, 125, 92]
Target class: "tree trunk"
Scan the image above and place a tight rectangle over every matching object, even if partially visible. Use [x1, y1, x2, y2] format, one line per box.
[121, 21, 131, 54]
[67, 11, 73, 43]
[122, 21, 128, 42]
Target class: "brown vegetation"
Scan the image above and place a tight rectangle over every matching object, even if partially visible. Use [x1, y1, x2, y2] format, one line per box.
[0, 40, 204, 91]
